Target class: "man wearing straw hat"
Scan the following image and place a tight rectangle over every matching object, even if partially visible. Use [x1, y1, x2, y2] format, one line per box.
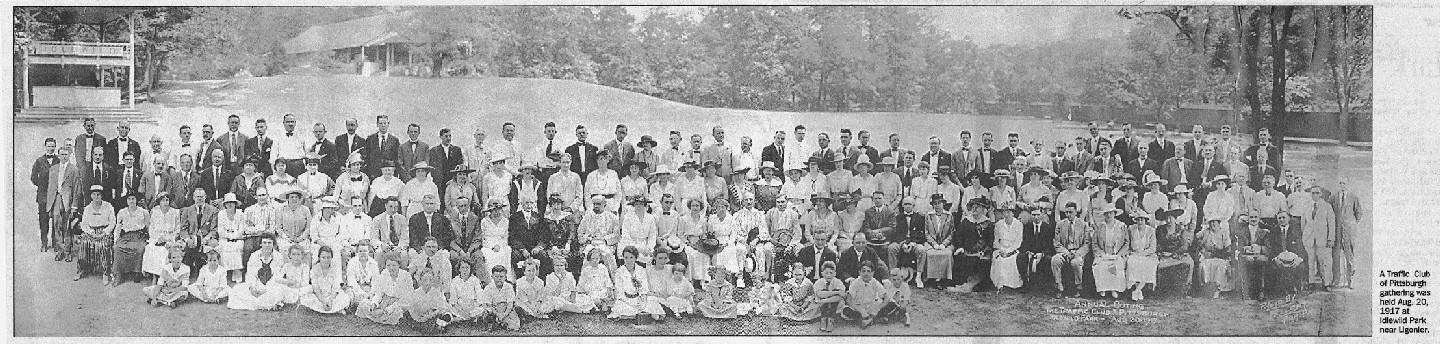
[1234, 213, 1272, 301]
[1266, 210, 1306, 297]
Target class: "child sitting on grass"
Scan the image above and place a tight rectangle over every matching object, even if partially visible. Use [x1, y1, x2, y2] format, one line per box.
[880, 267, 912, 326]
[578, 247, 614, 313]
[144, 249, 191, 308]
[542, 258, 592, 314]
[696, 266, 738, 319]
[515, 258, 549, 319]
[187, 249, 230, 303]
[659, 263, 695, 319]
[813, 261, 846, 332]
[447, 260, 484, 322]
[482, 265, 521, 330]
[357, 253, 411, 325]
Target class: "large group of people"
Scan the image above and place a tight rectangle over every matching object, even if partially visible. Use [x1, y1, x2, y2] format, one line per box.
[28, 115, 1364, 333]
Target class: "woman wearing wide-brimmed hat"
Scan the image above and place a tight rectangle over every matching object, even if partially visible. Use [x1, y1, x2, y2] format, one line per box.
[801, 194, 841, 250]
[989, 201, 1026, 292]
[959, 171, 991, 211]
[948, 197, 992, 293]
[1126, 210, 1159, 301]
[921, 194, 956, 288]
[400, 161, 440, 217]
[1198, 218, 1234, 299]
[216, 193, 248, 283]
[76, 185, 115, 281]
[754, 161, 784, 211]
[1054, 171, 1090, 223]
[1202, 174, 1236, 227]
[1139, 171, 1169, 214]
[674, 160, 708, 216]
[1089, 199, 1129, 299]
[143, 192, 182, 279]
[989, 169, 1018, 207]
[1019, 167, 1054, 206]
[635, 135, 661, 177]
[701, 160, 729, 208]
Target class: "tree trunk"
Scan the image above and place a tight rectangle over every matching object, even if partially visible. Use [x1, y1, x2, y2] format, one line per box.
[1268, 6, 1294, 169]
[1230, 7, 1246, 129]
[1241, 7, 1265, 136]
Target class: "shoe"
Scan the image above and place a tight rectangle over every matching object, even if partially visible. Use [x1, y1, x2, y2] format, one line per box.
[55, 253, 63, 261]
[65, 255, 74, 262]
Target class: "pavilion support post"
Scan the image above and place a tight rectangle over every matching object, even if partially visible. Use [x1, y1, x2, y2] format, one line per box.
[128, 14, 136, 108]
[386, 43, 392, 76]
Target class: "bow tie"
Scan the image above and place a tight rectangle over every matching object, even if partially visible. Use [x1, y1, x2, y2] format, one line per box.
[286, 133, 294, 137]
[663, 212, 672, 215]
[351, 176, 364, 181]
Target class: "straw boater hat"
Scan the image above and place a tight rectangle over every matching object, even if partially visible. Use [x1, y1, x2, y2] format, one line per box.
[810, 194, 833, 204]
[652, 164, 674, 176]
[1275, 251, 1304, 268]
[304, 152, 323, 165]
[1060, 201, 1081, 214]
[876, 156, 897, 167]
[638, 135, 658, 149]
[412, 161, 435, 174]
[993, 169, 1012, 179]
[629, 197, 652, 206]
[1170, 184, 1193, 194]
[221, 193, 240, 205]
[319, 195, 340, 209]
[785, 161, 806, 174]
[1142, 171, 1167, 186]
[346, 152, 364, 166]
[518, 163, 538, 173]
[1210, 174, 1232, 184]
[489, 155, 508, 164]
[1060, 171, 1084, 181]
[758, 161, 778, 175]
[90, 184, 105, 193]
[1131, 210, 1153, 220]
[449, 164, 476, 176]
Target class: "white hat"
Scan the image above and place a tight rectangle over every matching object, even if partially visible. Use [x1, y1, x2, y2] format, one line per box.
[221, 193, 240, 205]
[652, 164, 674, 175]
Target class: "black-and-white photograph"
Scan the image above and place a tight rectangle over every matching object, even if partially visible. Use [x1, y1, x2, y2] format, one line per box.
[11, 5, 1372, 337]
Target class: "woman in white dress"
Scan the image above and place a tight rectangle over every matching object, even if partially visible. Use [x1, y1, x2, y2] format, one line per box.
[990, 202, 1025, 290]
[1198, 218, 1234, 299]
[608, 246, 665, 321]
[1126, 211, 1159, 301]
[300, 246, 350, 313]
[907, 163, 938, 214]
[216, 193, 247, 283]
[188, 249, 231, 303]
[142, 193, 182, 277]
[227, 236, 287, 311]
[708, 199, 747, 277]
[619, 198, 658, 260]
[346, 240, 381, 309]
[1090, 200, 1129, 299]
[265, 161, 300, 205]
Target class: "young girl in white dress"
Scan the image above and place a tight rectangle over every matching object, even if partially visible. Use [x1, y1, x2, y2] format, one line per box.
[188, 249, 231, 303]
[660, 263, 695, 318]
[577, 247, 614, 313]
[143, 249, 190, 308]
[609, 246, 665, 321]
[227, 236, 287, 311]
[447, 260, 484, 322]
[345, 241, 381, 307]
[542, 258, 592, 314]
[272, 244, 312, 306]
[357, 253, 411, 325]
[514, 258, 549, 319]
[300, 246, 350, 314]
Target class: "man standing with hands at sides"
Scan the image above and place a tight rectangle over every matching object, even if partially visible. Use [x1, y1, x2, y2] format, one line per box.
[854, 131, 881, 172]
[172, 125, 199, 170]
[531, 122, 562, 183]
[1329, 179, 1362, 292]
[466, 128, 491, 181]
[307, 123, 338, 178]
[604, 124, 636, 178]
[766, 130, 789, 172]
[429, 128, 463, 195]
[244, 119, 274, 175]
[567, 125, 601, 183]
[836, 129, 855, 171]
[1302, 185, 1336, 292]
[333, 118, 364, 179]
[1183, 125, 1206, 162]
[1159, 145, 1192, 193]
[398, 124, 430, 182]
[491, 122, 523, 175]
[1112, 123, 1138, 162]
[1148, 124, 1176, 163]
[1244, 127, 1282, 172]
[363, 115, 401, 179]
[274, 114, 308, 177]
[105, 121, 142, 168]
[919, 136, 954, 176]
[1050, 202, 1089, 298]
[786, 125, 811, 172]
[33, 138, 61, 251]
[75, 117, 107, 166]
[703, 126, 735, 177]
[662, 130, 688, 172]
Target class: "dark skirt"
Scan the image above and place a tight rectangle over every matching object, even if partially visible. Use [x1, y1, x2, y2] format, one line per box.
[368, 197, 388, 217]
[78, 232, 113, 271]
[113, 230, 148, 273]
[954, 255, 984, 281]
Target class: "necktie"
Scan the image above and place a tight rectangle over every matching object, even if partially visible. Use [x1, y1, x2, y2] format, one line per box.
[411, 142, 417, 157]
[230, 133, 237, 155]
[546, 140, 554, 156]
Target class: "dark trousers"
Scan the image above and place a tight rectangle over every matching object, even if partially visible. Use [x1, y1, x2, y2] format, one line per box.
[38, 205, 51, 246]
[1237, 255, 1269, 300]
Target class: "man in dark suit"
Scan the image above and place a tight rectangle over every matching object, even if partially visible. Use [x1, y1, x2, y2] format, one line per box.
[1183, 125, 1206, 162]
[104, 121, 143, 168]
[838, 235, 881, 282]
[1126, 144, 1161, 179]
[1083, 122, 1109, 155]
[139, 154, 174, 207]
[363, 115, 402, 178]
[170, 154, 203, 208]
[978, 132, 1001, 173]
[889, 198, 926, 278]
[1020, 205, 1056, 287]
[193, 124, 218, 170]
[918, 136, 954, 173]
[1087, 141, 1121, 176]
[1112, 123, 1140, 162]
[74, 117, 107, 166]
[306, 123, 339, 178]
[429, 128, 465, 191]
[333, 118, 365, 178]
[852, 130, 881, 171]
[761, 130, 786, 171]
[1158, 145, 1194, 193]
[1148, 124, 1177, 163]
[796, 231, 839, 280]
[566, 125, 601, 182]
[198, 149, 235, 203]
[79, 146, 114, 205]
[32, 138, 61, 251]
[215, 114, 249, 172]
[408, 196, 454, 249]
[603, 124, 638, 178]
[998, 132, 1027, 169]
[1233, 214, 1272, 300]
[243, 119, 274, 175]
[1243, 127, 1282, 170]
[1265, 211, 1306, 297]
[812, 133, 838, 172]
[397, 123, 431, 181]
[507, 200, 553, 276]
